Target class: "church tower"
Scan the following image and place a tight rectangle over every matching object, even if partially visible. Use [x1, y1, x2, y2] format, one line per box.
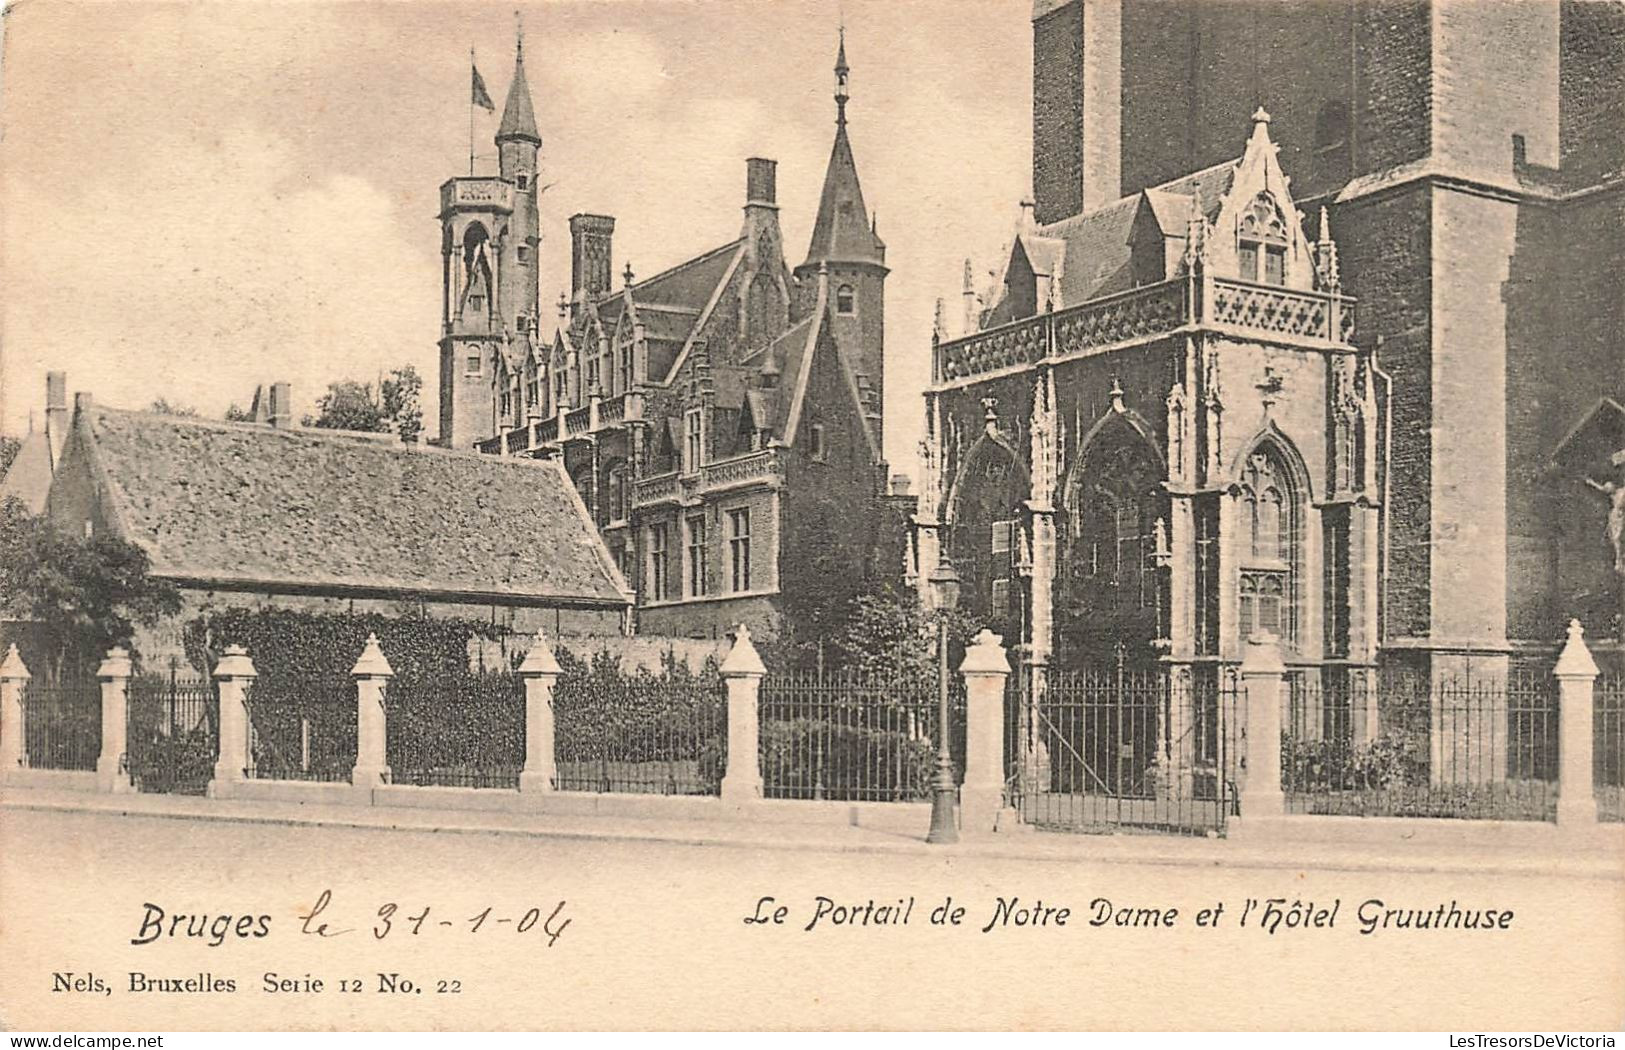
[437, 35, 543, 450]
[795, 30, 888, 450]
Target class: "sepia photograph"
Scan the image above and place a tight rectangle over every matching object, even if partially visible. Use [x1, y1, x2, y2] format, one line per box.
[0, 0, 1622, 1034]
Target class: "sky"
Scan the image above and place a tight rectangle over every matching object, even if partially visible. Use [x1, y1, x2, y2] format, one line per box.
[0, 0, 1032, 472]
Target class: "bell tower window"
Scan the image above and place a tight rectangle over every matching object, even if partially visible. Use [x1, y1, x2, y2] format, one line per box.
[836, 284, 856, 316]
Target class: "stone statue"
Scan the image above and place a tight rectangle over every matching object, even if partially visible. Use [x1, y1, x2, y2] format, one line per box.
[1584, 454, 1625, 576]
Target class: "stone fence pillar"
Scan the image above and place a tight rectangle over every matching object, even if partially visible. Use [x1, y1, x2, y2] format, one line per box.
[0, 645, 30, 778]
[1237, 631, 1287, 825]
[96, 647, 133, 793]
[350, 634, 393, 794]
[518, 630, 561, 794]
[959, 630, 1012, 833]
[719, 623, 765, 803]
[1554, 619, 1599, 828]
[209, 645, 257, 799]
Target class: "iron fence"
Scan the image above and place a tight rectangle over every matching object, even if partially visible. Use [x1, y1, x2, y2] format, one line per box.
[1015, 664, 1242, 836]
[553, 670, 726, 795]
[386, 673, 524, 789]
[757, 671, 963, 802]
[22, 674, 101, 771]
[127, 668, 217, 795]
[1282, 669, 1557, 821]
[1599, 673, 1625, 823]
[244, 677, 356, 782]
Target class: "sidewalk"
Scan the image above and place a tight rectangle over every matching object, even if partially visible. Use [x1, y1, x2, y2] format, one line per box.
[5, 783, 1621, 880]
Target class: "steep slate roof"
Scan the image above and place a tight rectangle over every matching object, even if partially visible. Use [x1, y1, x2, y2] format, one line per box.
[1036, 157, 1235, 307]
[497, 43, 541, 144]
[70, 406, 629, 607]
[0, 431, 53, 514]
[802, 121, 885, 268]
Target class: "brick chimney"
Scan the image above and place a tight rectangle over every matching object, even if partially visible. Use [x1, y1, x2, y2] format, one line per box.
[268, 381, 293, 429]
[45, 372, 68, 467]
[742, 158, 782, 269]
[569, 214, 616, 301]
[746, 157, 777, 208]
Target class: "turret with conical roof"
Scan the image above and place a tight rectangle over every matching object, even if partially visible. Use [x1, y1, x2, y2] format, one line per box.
[496, 31, 541, 394]
[795, 28, 888, 451]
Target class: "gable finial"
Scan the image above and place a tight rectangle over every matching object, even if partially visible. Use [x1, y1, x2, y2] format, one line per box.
[1109, 377, 1126, 414]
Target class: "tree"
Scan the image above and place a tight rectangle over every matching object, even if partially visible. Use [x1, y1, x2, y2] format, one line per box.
[827, 583, 978, 683]
[223, 403, 254, 423]
[305, 366, 423, 441]
[0, 497, 182, 677]
[381, 366, 424, 444]
[0, 434, 20, 478]
[148, 398, 199, 417]
[305, 380, 385, 433]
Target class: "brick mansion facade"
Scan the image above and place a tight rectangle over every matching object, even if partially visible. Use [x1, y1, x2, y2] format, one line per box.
[917, 0, 1625, 690]
[438, 35, 908, 642]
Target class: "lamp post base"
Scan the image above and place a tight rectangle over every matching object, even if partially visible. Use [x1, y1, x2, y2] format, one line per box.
[925, 783, 959, 844]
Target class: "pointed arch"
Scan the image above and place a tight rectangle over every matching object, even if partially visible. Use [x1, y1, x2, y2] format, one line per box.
[1066, 406, 1166, 506]
[943, 430, 1030, 645]
[1229, 423, 1312, 649]
[1226, 420, 1314, 504]
[944, 429, 1029, 525]
[1057, 409, 1169, 667]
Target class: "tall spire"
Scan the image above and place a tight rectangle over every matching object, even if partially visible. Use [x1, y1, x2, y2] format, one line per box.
[497, 28, 540, 145]
[801, 29, 883, 270]
[834, 26, 850, 127]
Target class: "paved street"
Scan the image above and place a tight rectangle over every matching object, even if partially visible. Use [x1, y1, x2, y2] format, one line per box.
[3, 803, 1622, 1030]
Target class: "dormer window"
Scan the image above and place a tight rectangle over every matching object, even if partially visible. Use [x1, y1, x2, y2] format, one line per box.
[469, 294, 484, 311]
[1238, 193, 1289, 287]
[517, 245, 531, 264]
[516, 173, 530, 191]
[836, 284, 856, 316]
[465, 353, 481, 376]
[810, 422, 827, 462]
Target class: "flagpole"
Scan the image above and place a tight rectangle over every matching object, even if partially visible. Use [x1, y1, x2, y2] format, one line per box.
[469, 47, 476, 176]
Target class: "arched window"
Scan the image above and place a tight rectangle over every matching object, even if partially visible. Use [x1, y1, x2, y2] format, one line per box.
[1061, 428, 1166, 664]
[947, 440, 1029, 642]
[836, 284, 856, 316]
[1237, 193, 1289, 287]
[1237, 445, 1302, 647]
[1314, 100, 1351, 153]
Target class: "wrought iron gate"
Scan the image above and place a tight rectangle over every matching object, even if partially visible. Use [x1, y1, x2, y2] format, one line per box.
[126, 667, 217, 795]
[1007, 659, 1243, 836]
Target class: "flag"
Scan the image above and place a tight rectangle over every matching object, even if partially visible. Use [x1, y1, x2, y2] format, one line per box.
[471, 64, 495, 112]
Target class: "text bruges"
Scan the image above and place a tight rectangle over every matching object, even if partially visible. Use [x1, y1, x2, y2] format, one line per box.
[130, 904, 272, 947]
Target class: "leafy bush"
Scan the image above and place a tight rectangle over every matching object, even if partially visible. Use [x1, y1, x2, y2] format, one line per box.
[1280, 729, 1417, 793]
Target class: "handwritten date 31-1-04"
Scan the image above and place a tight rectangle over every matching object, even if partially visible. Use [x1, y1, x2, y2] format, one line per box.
[129, 891, 571, 947]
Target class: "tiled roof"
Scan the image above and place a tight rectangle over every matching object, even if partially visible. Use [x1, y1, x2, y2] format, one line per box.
[71, 407, 630, 607]
[1040, 158, 1235, 306]
[0, 431, 53, 514]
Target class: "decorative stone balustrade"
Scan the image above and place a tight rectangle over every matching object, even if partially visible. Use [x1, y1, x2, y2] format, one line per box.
[935, 276, 1355, 386]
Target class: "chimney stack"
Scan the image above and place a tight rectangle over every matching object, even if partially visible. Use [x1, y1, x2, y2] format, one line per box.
[569, 214, 616, 301]
[741, 158, 783, 269]
[268, 381, 293, 429]
[45, 372, 68, 466]
[746, 157, 777, 207]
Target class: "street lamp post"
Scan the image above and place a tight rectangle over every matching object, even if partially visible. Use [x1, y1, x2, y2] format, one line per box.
[926, 555, 962, 844]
